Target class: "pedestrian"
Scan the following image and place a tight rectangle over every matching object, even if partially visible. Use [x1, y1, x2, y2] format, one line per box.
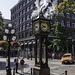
[14, 56, 19, 73]
[52, 53, 55, 60]
[27, 51, 30, 59]
[20, 57, 25, 73]
[48, 52, 51, 59]
[6, 59, 8, 69]
[6, 58, 8, 74]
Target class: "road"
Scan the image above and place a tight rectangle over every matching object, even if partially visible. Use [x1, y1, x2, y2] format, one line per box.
[0, 57, 75, 75]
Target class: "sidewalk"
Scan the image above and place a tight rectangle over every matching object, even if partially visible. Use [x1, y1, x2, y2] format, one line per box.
[11, 58, 34, 75]
[0, 57, 75, 75]
[0, 57, 34, 75]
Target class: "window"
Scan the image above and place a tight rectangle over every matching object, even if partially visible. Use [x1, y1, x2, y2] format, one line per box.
[29, 31, 32, 36]
[26, 7, 29, 12]
[72, 32, 75, 38]
[22, 2, 25, 6]
[30, 4, 33, 10]
[15, 21, 18, 26]
[22, 33, 24, 38]
[16, 34, 18, 40]
[16, 28, 18, 32]
[23, 25, 25, 30]
[19, 4, 22, 9]
[72, 14, 75, 19]
[61, 20, 65, 26]
[20, 26, 21, 31]
[72, 22, 75, 28]
[22, 17, 25, 22]
[66, 12, 70, 18]
[19, 11, 21, 16]
[26, 15, 29, 20]
[25, 31, 28, 38]
[22, 24, 25, 30]
[67, 21, 71, 27]
[19, 26, 21, 31]
[29, 22, 32, 28]
[19, 34, 21, 39]
[26, 0, 29, 4]
[25, 23, 29, 29]
[22, 25, 23, 30]
[29, 13, 32, 19]
[22, 9, 25, 14]
[19, 19, 21, 24]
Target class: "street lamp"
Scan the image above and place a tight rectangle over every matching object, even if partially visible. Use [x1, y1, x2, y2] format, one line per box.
[3, 23, 16, 75]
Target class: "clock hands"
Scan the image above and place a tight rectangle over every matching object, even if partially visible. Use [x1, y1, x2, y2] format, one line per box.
[42, 25, 46, 28]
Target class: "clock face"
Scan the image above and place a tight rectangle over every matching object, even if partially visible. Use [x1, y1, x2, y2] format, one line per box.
[34, 23, 39, 32]
[41, 23, 48, 32]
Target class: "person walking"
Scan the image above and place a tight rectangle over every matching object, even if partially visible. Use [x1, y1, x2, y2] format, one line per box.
[52, 53, 55, 60]
[14, 56, 19, 73]
[6, 59, 8, 75]
[20, 57, 25, 73]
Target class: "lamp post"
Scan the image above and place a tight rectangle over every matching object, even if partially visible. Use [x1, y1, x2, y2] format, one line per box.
[3, 23, 16, 75]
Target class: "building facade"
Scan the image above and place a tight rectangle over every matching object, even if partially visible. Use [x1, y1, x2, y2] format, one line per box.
[11, 0, 75, 57]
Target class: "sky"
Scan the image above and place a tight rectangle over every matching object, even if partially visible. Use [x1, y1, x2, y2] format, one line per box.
[0, 0, 18, 19]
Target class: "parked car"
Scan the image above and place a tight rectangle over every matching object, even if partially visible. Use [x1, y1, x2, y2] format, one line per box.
[61, 53, 74, 64]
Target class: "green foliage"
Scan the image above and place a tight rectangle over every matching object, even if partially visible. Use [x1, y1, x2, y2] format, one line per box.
[56, 0, 75, 15]
[49, 22, 72, 51]
[4, 42, 9, 47]
[0, 11, 4, 40]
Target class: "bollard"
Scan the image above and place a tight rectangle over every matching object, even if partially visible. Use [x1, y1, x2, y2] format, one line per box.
[31, 68, 32, 75]
[13, 68, 15, 75]
[65, 70, 67, 75]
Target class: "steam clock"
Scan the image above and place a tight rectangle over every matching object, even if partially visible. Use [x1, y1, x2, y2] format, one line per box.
[32, 13, 50, 75]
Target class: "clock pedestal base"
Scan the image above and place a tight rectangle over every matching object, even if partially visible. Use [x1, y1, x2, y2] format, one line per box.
[33, 66, 50, 75]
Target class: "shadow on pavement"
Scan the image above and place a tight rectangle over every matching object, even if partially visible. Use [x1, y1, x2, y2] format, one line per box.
[0, 61, 29, 70]
[16, 72, 31, 75]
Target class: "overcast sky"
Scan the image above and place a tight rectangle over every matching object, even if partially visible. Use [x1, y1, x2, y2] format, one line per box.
[0, 0, 18, 19]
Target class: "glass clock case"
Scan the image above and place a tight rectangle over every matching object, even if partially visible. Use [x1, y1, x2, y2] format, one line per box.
[42, 39, 46, 64]
[36, 39, 40, 63]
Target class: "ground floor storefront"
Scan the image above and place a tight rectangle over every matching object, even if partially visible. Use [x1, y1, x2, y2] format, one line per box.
[20, 39, 73, 59]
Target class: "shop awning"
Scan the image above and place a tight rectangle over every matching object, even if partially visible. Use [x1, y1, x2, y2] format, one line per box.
[33, 41, 35, 44]
[21, 43, 23, 45]
[28, 42, 32, 45]
[24, 42, 27, 45]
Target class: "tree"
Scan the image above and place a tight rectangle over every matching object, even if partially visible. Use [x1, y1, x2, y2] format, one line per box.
[0, 11, 4, 40]
[48, 22, 72, 52]
[56, 0, 75, 15]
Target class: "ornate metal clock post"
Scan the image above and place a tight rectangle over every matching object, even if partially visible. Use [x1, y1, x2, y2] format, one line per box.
[32, 13, 50, 75]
